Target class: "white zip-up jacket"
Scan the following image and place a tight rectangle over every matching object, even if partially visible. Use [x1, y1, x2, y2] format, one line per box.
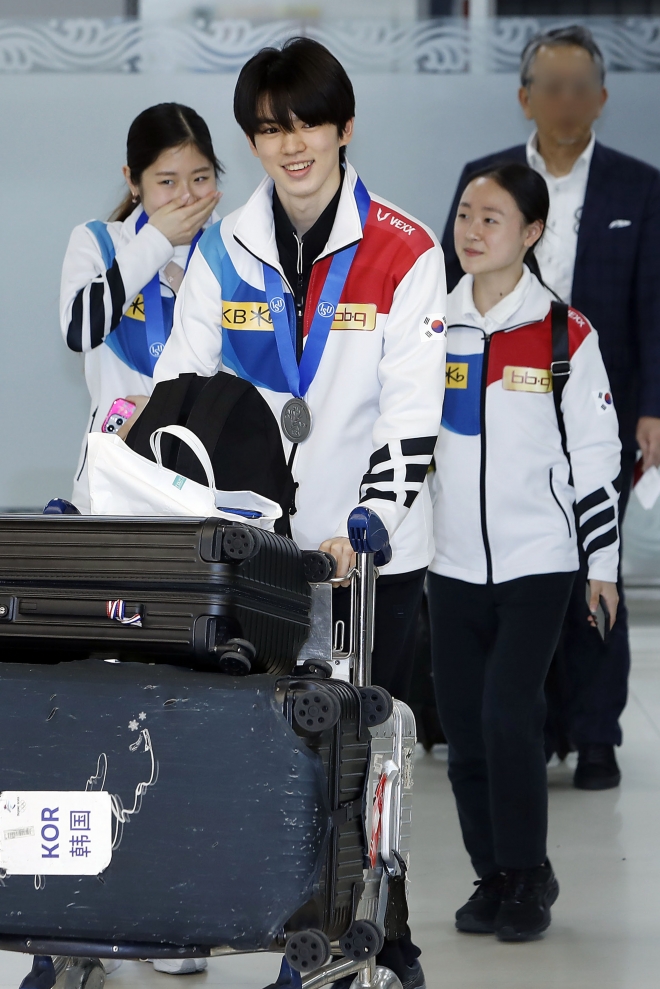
[155, 163, 448, 574]
[60, 205, 218, 511]
[429, 268, 622, 584]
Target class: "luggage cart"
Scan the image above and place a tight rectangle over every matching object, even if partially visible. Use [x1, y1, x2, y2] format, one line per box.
[5, 508, 413, 989]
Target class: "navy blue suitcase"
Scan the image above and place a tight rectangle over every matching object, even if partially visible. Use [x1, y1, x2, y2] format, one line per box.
[0, 659, 369, 955]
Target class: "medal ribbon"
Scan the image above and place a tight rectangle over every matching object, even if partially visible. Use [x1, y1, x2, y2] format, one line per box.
[262, 175, 371, 399]
[135, 210, 203, 372]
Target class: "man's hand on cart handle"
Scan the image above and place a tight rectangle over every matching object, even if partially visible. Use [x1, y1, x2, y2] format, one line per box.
[319, 537, 356, 588]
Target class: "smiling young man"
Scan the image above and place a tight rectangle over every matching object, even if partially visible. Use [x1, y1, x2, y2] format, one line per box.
[153, 37, 446, 989]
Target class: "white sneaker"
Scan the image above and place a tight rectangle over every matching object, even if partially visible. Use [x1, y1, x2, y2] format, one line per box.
[102, 960, 123, 975]
[149, 959, 208, 975]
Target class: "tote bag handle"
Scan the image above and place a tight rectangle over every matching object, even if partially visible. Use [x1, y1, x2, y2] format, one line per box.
[150, 425, 217, 492]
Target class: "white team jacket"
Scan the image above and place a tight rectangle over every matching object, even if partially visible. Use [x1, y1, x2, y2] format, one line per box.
[429, 268, 622, 584]
[155, 163, 448, 574]
[60, 205, 218, 511]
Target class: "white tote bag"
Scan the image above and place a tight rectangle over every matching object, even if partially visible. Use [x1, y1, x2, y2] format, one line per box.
[87, 424, 282, 530]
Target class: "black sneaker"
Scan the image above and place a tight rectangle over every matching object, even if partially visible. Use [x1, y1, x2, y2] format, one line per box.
[400, 960, 425, 989]
[495, 860, 559, 942]
[455, 871, 505, 934]
[574, 744, 621, 790]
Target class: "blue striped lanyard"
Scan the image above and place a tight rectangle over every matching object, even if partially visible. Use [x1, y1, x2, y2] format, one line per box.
[135, 210, 202, 371]
[262, 176, 371, 399]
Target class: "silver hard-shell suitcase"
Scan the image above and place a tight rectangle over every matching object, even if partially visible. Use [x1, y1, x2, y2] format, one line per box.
[298, 528, 418, 984]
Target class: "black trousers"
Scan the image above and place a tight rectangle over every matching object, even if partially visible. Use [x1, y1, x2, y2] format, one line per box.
[553, 450, 636, 748]
[332, 570, 426, 702]
[333, 570, 426, 972]
[427, 570, 575, 876]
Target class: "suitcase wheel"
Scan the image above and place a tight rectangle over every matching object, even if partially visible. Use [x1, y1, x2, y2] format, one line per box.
[221, 526, 257, 562]
[293, 688, 341, 734]
[284, 929, 332, 974]
[215, 637, 256, 676]
[298, 659, 333, 679]
[358, 686, 394, 728]
[339, 920, 384, 962]
[302, 550, 337, 583]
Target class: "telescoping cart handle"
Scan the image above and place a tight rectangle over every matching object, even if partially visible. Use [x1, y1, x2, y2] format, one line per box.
[345, 507, 391, 689]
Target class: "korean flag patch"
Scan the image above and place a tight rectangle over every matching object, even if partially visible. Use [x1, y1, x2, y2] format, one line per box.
[593, 389, 614, 415]
[421, 313, 447, 342]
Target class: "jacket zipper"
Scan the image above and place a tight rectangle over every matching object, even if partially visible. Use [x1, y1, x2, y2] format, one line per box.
[549, 467, 572, 537]
[294, 232, 304, 360]
[479, 334, 493, 582]
[76, 406, 98, 481]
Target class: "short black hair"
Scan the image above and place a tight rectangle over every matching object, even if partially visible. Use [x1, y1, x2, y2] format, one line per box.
[233, 37, 355, 161]
[520, 25, 606, 87]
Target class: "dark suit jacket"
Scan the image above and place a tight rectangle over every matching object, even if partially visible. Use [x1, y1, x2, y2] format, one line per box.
[441, 142, 660, 451]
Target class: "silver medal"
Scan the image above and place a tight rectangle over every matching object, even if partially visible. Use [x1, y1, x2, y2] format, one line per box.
[281, 398, 312, 443]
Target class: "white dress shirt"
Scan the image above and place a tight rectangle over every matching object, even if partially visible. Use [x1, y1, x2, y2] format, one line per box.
[526, 130, 595, 304]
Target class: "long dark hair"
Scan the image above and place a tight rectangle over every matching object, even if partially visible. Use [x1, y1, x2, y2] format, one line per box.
[111, 103, 224, 222]
[462, 161, 549, 284]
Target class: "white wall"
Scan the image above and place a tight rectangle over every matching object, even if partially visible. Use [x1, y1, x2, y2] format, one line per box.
[1, 70, 659, 509]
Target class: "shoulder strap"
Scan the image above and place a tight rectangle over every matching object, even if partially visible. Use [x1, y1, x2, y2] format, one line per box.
[175, 373, 254, 477]
[550, 301, 572, 471]
[85, 220, 116, 270]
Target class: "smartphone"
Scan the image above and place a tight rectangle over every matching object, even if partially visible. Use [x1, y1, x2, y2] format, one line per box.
[102, 398, 137, 434]
[586, 590, 611, 640]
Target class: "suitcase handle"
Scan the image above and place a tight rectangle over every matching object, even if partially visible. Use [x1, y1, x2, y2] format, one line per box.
[379, 759, 400, 876]
[150, 424, 217, 491]
[18, 599, 142, 621]
[347, 507, 391, 565]
[343, 509, 391, 688]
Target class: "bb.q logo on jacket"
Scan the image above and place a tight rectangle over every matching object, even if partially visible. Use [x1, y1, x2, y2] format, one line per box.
[420, 313, 447, 342]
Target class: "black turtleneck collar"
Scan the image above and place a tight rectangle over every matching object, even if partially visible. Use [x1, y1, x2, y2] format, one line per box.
[272, 169, 344, 310]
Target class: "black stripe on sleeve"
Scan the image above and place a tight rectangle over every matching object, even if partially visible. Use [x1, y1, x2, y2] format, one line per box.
[405, 463, 429, 483]
[361, 469, 395, 484]
[579, 506, 615, 543]
[575, 487, 608, 519]
[89, 281, 107, 349]
[404, 490, 419, 509]
[401, 436, 436, 457]
[585, 526, 618, 558]
[369, 445, 390, 470]
[106, 259, 126, 330]
[66, 290, 84, 352]
[360, 488, 397, 503]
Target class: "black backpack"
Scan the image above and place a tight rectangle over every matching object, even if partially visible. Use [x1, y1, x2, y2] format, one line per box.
[126, 372, 297, 536]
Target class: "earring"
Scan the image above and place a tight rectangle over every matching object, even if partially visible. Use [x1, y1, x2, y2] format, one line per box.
[132, 195, 139, 204]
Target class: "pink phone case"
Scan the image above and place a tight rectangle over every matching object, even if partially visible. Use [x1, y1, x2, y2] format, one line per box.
[101, 398, 137, 434]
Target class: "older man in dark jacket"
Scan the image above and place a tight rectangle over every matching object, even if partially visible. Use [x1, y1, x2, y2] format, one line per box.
[441, 25, 660, 790]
